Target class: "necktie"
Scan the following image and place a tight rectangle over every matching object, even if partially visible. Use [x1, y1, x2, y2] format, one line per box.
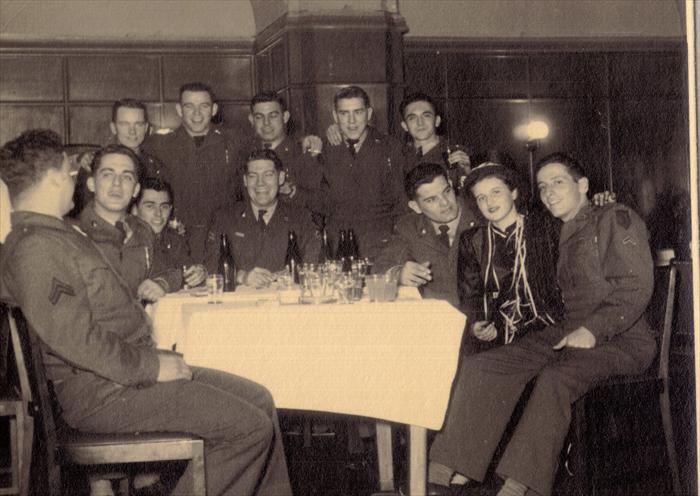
[346, 139, 359, 156]
[258, 209, 267, 229]
[115, 221, 127, 244]
[263, 142, 272, 150]
[438, 224, 450, 248]
[416, 146, 423, 158]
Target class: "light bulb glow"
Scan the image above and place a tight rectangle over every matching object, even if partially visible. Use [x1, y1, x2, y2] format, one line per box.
[526, 120, 549, 141]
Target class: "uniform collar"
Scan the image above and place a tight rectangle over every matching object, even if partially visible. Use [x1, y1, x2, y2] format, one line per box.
[10, 211, 71, 232]
[559, 201, 593, 244]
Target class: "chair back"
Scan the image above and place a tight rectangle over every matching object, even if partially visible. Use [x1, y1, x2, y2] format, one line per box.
[645, 265, 677, 382]
[6, 304, 63, 496]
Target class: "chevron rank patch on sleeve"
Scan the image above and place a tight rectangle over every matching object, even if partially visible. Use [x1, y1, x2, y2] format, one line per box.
[49, 277, 76, 305]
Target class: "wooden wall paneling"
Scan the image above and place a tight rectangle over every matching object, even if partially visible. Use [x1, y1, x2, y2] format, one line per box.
[158, 102, 182, 132]
[270, 40, 289, 91]
[217, 103, 254, 141]
[0, 55, 64, 101]
[446, 53, 529, 99]
[609, 51, 686, 99]
[529, 52, 608, 98]
[255, 50, 273, 93]
[162, 55, 254, 101]
[528, 98, 610, 194]
[305, 30, 387, 83]
[0, 104, 64, 145]
[67, 55, 159, 101]
[68, 105, 114, 145]
[403, 50, 445, 97]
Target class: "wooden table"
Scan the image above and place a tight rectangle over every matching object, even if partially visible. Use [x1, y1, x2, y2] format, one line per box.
[149, 286, 465, 494]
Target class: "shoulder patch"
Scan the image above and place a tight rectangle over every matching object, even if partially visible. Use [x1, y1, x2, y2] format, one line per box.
[49, 277, 75, 305]
[616, 210, 631, 229]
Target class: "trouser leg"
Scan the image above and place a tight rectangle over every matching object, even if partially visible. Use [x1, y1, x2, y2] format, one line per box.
[497, 343, 647, 496]
[74, 367, 291, 496]
[429, 334, 554, 481]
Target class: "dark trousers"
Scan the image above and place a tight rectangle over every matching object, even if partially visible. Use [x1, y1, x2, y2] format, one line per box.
[74, 367, 292, 496]
[430, 326, 655, 496]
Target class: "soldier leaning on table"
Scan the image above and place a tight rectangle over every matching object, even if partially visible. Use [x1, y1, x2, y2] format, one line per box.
[203, 148, 319, 289]
[0, 129, 293, 496]
[76, 144, 180, 302]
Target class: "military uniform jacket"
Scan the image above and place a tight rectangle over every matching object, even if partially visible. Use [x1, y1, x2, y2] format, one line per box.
[204, 201, 320, 274]
[557, 203, 655, 353]
[78, 205, 181, 296]
[373, 199, 480, 307]
[155, 227, 193, 273]
[319, 127, 409, 260]
[143, 125, 240, 258]
[0, 212, 160, 425]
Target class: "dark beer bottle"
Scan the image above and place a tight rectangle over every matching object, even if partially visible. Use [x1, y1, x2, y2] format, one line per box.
[347, 229, 360, 259]
[218, 233, 236, 292]
[285, 230, 303, 283]
[318, 227, 334, 264]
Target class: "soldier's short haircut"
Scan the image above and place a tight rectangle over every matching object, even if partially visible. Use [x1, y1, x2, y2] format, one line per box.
[399, 92, 439, 119]
[333, 86, 371, 110]
[534, 152, 586, 182]
[404, 163, 449, 200]
[245, 148, 284, 172]
[179, 82, 216, 103]
[0, 129, 64, 200]
[90, 144, 143, 179]
[135, 176, 174, 205]
[250, 92, 287, 112]
[111, 99, 149, 123]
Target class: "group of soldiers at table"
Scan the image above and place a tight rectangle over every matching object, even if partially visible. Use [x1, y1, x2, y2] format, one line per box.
[0, 81, 655, 496]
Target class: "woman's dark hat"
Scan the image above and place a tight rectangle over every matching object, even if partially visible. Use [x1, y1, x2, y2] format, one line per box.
[462, 161, 521, 192]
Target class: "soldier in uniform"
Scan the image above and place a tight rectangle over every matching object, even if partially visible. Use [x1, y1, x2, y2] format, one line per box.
[428, 153, 656, 496]
[78, 144, 180, 301]
[241, 92, 323, 220]
[132, 176, 206, 289]
[319, 85, 408, 260]
[143, 82, 240, 260]
[373, 163, 480, 307]
[204, 149, 319, 288]
[0, 130, 293, 496]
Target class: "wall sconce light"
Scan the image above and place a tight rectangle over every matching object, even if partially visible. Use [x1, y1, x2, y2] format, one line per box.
[514, 119, 550, 196]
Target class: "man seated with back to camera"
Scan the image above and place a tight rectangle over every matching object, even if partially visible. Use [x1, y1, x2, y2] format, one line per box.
[428, 152, 655, 496]
[77, 144, 180, 302]
[132, 176, 206, 289]
[0, 129, 293, 496]
[373, 162, 480, 308]
[204, 148, 319, 288]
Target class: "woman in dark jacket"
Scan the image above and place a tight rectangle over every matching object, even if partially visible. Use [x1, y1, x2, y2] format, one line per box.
[458, 162, 564, 353]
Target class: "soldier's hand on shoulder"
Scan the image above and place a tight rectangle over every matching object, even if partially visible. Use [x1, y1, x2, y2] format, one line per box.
[400, 261, 432, 286]
[137, 279, 166, 302]
[156, 352, 192, 382]
[552, 326, 596, 350]
[326, 123, 343, 146]
[592, 190, 616, 207]
[302, 135, 323, 156]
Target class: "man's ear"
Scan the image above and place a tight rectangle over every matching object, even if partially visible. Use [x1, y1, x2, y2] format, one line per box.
[400, 121, 409, 133]
[283, 111, 290, 124]
[408, 200, 422, 215]
[278, 170, 286, 186]
[175, 104, 183, 118]
[512, 188, 519, 201]
[132, 183, 141, 199]
[212, 103, 219, 117]
[332, 110, 339, 124]
[435, 115, 441, 128]
[248, 113, 255, 127]
[578, 177, 590, 196]
[87, 176, 96, 193]
[367, 107, 374, 123]
[109, 122, 117, 136]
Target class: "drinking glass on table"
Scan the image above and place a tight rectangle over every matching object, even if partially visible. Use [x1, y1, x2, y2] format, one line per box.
[206, 274, 224, 304]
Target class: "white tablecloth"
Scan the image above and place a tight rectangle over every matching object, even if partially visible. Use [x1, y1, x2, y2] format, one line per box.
[150, 287, 465, 430]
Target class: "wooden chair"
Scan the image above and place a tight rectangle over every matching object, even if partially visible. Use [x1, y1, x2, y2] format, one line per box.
[6, 304, 206, 496]
[558, 265, 681, 495]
